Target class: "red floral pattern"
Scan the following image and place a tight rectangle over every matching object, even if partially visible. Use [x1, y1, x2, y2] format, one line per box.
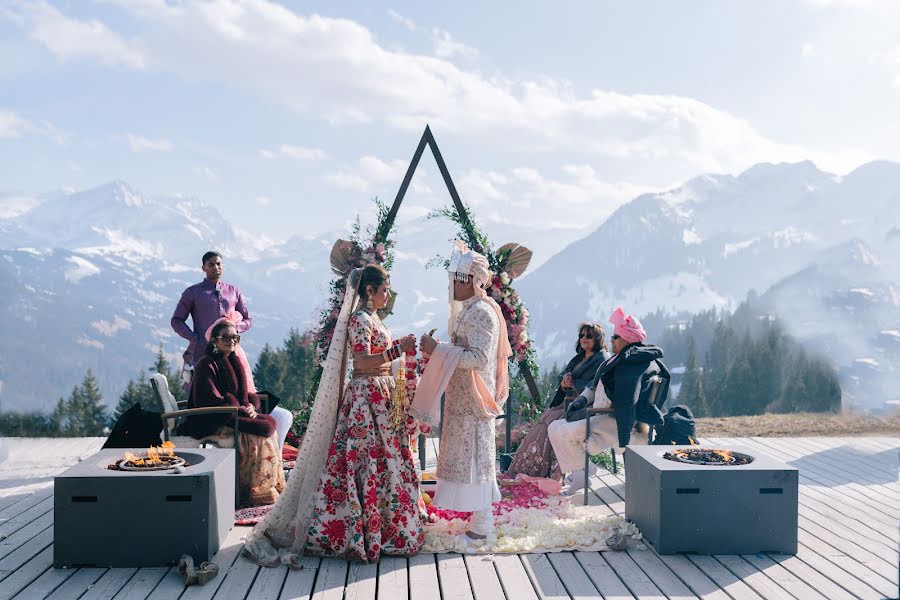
[305, 310, 424, 562]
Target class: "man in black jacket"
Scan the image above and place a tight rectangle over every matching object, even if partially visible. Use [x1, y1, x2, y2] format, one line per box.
[548, 307, 668, 494]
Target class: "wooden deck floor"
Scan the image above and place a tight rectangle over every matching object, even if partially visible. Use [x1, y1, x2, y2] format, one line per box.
[0, 436, 896, 600]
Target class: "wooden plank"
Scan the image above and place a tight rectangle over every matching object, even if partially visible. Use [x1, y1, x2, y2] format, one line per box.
[798, 514, 898, 582]
[492, 555, 539, 600]
[624, 548, 698, 600]
[739, 553, 831, 600]
[113, 567, 170, 600]
[344, 561, 376, 600]
[545, 552, 602, 599]
[80, 567, 138, 600]
[247, 565, 289, 600]
[519, 554, 568, 600]
[408, 554, 440, 600]
[464, 554, 505, 600]
[212, 550, 262, 600]
[798, 530, 897, 599]
[714, 437, 899, 524]
[278, 556, 320, 600]
[0, 544, 53, 599]
[745, 438, 899, 517]
[772, 438, 899, 503]
[652, 554, 731, 600]
[376, 557, 406, 600]
[601, 551, 666, 600]
[683, 555, 764, 600]
[0, 496, 53, 541]
[711, 555, 795, 600]
[759, 553, 854, 600]
[436, 554, 474, 600]
[309, 557, 347, 600]
[792, 438, 899, 483]
[802, 438, 899, 476]
[572, 552, 634, 600]
[0, 525, 52, 576]
[791, 542, 889, 600]
[0, 489, 52, 520]
[726, 437, 898, 530]
[0, 512, 52, 561]
[45, 567, 107, 600]
[181, 525, 248, 600]
[798, 485, 897, 545]
[144, 566, 187, 600]
[6, 561, 77, 600]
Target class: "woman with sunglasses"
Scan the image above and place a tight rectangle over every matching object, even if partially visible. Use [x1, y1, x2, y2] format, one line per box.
[186, 320, 285, 506]
[507, 322, 609, 480]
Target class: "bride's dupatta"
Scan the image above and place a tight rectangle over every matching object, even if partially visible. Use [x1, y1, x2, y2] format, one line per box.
[243, 269, 361, 566]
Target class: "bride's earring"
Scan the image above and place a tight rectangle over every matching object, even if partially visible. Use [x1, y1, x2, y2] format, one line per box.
[366, 298, 374, 310]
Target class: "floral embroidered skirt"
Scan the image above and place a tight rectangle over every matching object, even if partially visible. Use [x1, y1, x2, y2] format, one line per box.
[219, 429, 286, 506]
[506, 404, 566, 481]
[305, 374, 424, 562]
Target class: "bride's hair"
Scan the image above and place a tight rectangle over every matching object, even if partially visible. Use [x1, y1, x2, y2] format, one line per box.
[357, 264, 389, 302]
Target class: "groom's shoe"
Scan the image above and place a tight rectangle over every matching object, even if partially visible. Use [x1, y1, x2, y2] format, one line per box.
[564, 468, 585, 485]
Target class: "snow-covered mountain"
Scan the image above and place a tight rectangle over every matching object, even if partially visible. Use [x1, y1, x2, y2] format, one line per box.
[520, 160, 900, 410]
[2, 161, 899, 413]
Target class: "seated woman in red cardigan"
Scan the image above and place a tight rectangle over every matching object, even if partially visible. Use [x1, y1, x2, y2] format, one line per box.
[187, 320, 285, 505]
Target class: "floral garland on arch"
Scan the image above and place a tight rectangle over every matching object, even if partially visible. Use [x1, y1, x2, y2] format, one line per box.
[428, 205, 540, 396]
[307, 199, 396, 406]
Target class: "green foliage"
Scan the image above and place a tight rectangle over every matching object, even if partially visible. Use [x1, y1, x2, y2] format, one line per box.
[253, 329, 317, 436]
[0, 411, 57, 436]
[53, 370, 110, 436]
[663, 298, 842, 416]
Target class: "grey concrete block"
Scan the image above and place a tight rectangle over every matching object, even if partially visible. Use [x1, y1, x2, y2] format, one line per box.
[624, 445, 798, 555]
[54, 448, 234, 567]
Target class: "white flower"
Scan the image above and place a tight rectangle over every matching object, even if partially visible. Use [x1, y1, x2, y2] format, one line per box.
[500, 271, 510, 285]
[519, 331, 529, 344]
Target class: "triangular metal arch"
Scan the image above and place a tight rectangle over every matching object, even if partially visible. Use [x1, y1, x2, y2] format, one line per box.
[386, 125, 473, 235]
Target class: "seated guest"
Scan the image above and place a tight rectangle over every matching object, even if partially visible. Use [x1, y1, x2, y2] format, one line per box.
[548, 307, 668, 494]
[188, 321, 286, 505]
[507, 323, 609, 480]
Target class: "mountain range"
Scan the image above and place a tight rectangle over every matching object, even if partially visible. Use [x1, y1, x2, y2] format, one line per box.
[2, 160, 898, 413]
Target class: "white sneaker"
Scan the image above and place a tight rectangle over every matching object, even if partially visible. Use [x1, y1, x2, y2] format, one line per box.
[564, 468, 585, 484]
[562, 481, 584, 496]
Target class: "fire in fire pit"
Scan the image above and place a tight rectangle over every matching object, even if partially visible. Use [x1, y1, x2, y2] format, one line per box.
[111, 441, 186, 471]
[663, 448, 754, 466]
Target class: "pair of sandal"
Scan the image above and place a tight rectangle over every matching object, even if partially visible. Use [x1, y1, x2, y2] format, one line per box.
[177, 555, 219, 586]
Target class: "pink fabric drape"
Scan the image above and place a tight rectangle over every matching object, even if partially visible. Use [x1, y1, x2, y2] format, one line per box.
[205, 312, 257, 393]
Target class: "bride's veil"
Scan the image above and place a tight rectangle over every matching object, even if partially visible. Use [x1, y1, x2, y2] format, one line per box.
[245, 268, 361, 556]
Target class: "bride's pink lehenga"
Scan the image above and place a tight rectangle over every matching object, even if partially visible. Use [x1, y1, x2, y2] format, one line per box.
[304, 309, 423, 561]
[243, 268, 425, 566]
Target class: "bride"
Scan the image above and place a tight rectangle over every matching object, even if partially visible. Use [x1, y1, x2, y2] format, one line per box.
[243, 264, 424, 565]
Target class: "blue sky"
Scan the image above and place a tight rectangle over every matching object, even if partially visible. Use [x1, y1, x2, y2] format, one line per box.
[1, 0, 898, 245]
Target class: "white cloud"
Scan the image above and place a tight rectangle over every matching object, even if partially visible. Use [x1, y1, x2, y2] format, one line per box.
[0, 109, 67, 143]
[9, 2, 864, 175]
[876, 46, 900, 89]
[802, 43, 817, 58]
[128, 134, 173, 152]
[260, 144, 327, 160]
[193, 166, 216, 179]
[387, 9, 416, 32]
[359, 155, 408, 184]
[432, 29, 477, 59]
[91, 315, 132, 336]
[255, 195, 272, 206]
[325, 171, 369, 192]
[7, 0, 144, 68]
[76, 336, 104, 350]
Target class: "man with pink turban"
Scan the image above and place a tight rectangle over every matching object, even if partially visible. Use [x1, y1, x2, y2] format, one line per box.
[548, 307, 669, 494]
[416, 241, 511, 549]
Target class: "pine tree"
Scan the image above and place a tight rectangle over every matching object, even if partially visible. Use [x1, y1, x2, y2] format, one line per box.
[679, 337, 707, 415]
[151, 344, 184, 406]
[253, 344, 286, 398]
[114, 379, 143, 421]
[78, 370, 110, 435]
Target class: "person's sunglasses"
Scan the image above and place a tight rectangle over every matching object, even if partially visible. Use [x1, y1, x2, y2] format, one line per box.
[578, 333, 594, 339]
[610, 334, 621, 341]
[216, 334, 241, 343]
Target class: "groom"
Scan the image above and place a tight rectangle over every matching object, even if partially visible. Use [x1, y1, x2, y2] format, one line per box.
[418, 241, 511, 546]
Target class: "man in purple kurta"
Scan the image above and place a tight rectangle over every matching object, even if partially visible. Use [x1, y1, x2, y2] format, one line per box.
[171, 251, 252, 369]
[170, 251, 292, 451]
